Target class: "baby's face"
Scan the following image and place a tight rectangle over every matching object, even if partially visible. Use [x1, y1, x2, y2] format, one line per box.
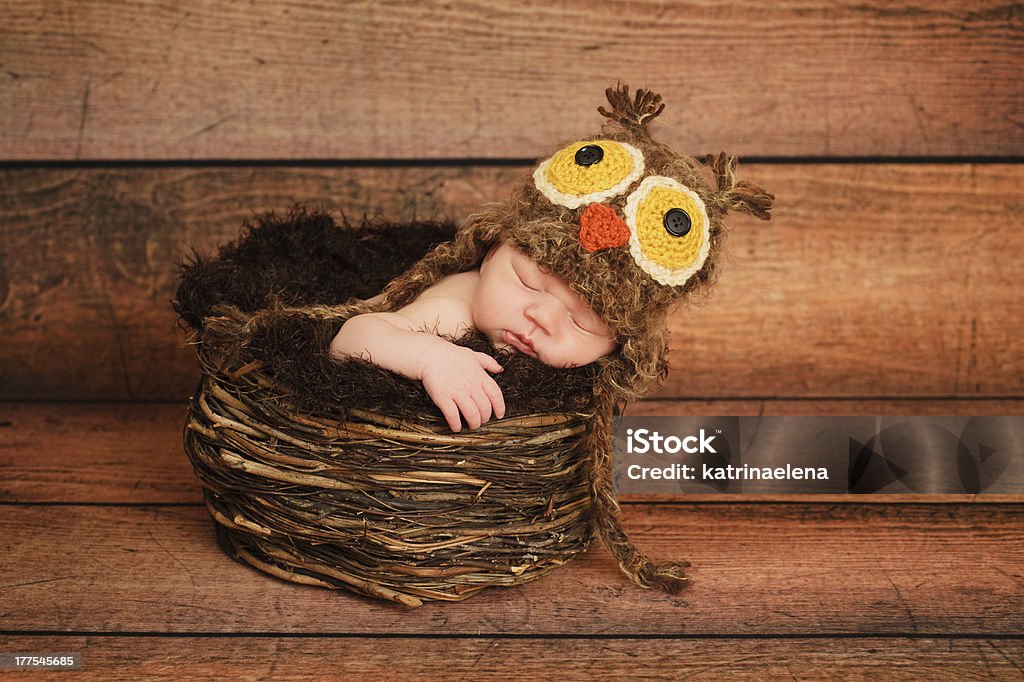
[473, 243, 617, 367]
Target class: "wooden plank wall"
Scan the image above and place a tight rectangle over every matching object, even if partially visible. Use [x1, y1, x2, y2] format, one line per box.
[1, 1, 1022, 678]
[3, 1, 1022, 159]
[1, 1, 1022, 404]
[2, 164, 1023, 402]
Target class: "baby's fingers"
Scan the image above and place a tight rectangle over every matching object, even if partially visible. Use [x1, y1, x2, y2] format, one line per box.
[438, 399, 464, 433]
[476, 352, 504, 375]
[468, 390, 492, 427]
[454, 393, 483, 431]
[483, 376, 505, 420]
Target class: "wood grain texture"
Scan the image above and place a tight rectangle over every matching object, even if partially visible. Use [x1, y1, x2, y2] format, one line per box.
[1, 164, 1022, 401]
[0, 164, 502, 402]
[1, 1, 1022, 160]
[0, 635, 1020, 681]
[2, 402, 1022, 505]
[1, 504, 1021, 635]
[0, 403, 200, 504]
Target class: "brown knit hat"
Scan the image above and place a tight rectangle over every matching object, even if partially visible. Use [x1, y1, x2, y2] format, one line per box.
[379, 84, 772, 399]
[375, 84, 773, 593]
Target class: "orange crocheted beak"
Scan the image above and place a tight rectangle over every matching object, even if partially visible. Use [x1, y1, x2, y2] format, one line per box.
[578, 203, 630, 253]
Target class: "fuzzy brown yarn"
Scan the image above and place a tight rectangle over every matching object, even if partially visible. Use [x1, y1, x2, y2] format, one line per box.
[597, 84, 665, 137]
[585, 387, 689, 593]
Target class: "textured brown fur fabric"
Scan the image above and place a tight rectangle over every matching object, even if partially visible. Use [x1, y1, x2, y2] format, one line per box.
[371, 84, 774, 594]
[174, 208, 597, 421]
[174, 208, 457, 331]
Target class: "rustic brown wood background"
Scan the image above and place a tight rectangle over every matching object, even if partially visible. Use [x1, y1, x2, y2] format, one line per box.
[1, 1, 1022, 679]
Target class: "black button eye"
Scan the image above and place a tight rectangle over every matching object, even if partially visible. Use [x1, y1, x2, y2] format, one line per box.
[663, 208, 692, 236]
[574, 144, 604, 167]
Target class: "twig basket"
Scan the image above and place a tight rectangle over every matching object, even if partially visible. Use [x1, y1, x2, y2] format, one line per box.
[184, 345, 594, 607]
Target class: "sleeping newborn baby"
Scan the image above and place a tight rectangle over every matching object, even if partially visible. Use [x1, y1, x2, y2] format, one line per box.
[329, 240, 617, 432]
[326, 84, 772, 594]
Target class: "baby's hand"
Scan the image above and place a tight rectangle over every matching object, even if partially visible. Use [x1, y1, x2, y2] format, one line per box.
[419, 342, 506, 432]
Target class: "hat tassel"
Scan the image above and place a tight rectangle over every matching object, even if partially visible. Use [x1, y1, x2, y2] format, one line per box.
[585, 389, 690, 594]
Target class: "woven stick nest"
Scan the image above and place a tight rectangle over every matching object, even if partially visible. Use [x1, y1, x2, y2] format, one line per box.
[175, 209, 602, 606]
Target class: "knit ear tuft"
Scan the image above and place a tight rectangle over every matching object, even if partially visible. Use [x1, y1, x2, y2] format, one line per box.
[706, 152, 774, 221]
[598, 83, 665, 135]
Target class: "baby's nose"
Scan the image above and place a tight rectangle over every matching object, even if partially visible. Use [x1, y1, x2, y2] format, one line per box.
[524, 299, 559, 330]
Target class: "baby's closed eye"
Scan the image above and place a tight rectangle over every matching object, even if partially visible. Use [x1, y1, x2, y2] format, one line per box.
[568, 310, 606, 336]
[569, 315, 589, 332]
[514, 266, 540, 292]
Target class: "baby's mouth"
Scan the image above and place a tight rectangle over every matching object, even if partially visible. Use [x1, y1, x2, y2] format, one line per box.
[503, 330, 537, 358]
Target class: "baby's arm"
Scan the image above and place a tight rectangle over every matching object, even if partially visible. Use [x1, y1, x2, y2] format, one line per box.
[329, 308, 505, 432]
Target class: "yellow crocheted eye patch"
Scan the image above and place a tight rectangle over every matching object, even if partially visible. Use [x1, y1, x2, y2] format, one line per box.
[624, 176, 711, 286]
[533, 140, 645, 209]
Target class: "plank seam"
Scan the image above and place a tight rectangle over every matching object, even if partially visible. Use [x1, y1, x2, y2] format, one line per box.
[2, 156, 1024, 170]
[0, 631, 1021, 640]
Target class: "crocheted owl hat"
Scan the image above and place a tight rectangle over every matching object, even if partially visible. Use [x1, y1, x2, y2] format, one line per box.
[376, 84, 773, 593]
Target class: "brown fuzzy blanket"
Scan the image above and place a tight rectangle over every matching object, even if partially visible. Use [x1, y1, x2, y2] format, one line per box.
[173, 207, 597, 422]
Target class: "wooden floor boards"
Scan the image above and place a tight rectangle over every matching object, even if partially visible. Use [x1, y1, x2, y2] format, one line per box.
[1, 403, 1022, 678]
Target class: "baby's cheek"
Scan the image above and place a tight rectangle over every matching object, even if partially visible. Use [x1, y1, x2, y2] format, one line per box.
[543, 343, 574, 369]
